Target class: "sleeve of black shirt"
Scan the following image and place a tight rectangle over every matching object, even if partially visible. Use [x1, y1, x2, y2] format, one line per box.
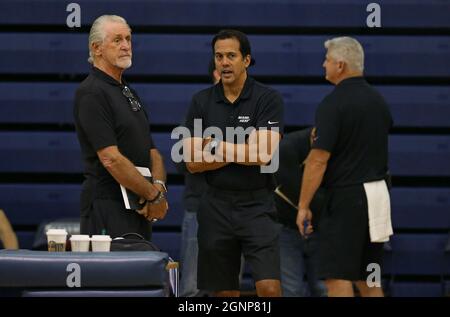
[77, 92, 117, 151]
[312, 95, 340, 153]
[185, 95, 204, 137]
[255, 90, 284, 133]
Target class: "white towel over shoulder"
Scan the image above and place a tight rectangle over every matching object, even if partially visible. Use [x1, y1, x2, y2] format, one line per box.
[363, 180, 393, 243]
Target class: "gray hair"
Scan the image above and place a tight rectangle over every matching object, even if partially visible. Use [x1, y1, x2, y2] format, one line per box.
[324, 37, 364, 73]
[88, 15, 131, 64]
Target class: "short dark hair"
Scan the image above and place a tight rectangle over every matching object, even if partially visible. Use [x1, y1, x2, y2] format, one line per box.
[211, 29, 255, 66]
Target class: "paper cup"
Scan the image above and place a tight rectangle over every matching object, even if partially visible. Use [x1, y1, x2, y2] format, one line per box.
[70, 235, 90, 252]
[46, 229, 68, 252]
[91, 235, 112, 252]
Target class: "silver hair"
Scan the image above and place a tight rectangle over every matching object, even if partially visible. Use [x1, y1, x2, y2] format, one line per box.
[324, 36, 364, 73]
[88, 15, 131, 64]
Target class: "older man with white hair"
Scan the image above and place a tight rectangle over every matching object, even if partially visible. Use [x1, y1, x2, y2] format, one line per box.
[296, 37, 393, 297]
[74, 15, 168, 240]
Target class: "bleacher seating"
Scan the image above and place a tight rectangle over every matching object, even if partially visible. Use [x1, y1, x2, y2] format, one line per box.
[0, 183, 184, 258]
[390, 234, 447, 276]
[1, 34, 449, 77]
[152, 232, 181, 262]
[0, 183, 184, 228]
[1, 0, 449, 297]
[0, 250, 171, 297]
[2, 182, 449, 264]
[1, 132, 449, 176]
[0, 184, 81, 226]
[389, 234, 448, 297]
[390, 282, 443, 297]
[1, 0, 449, 28]
[2, 83, 449, 127]
[390, 188, 450, 229]
[2, 184, 448, 230]
[445, 236, 450, 296]
[388, 135, 450, 176]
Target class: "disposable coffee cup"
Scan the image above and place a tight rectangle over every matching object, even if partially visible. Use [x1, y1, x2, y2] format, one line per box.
[91, 235, 112, 252]
[70, 235, 90, 252]
[46, 229, 68, 252]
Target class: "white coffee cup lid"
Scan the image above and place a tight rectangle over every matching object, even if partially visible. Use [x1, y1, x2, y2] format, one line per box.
[91, 235, 111, 242]
[46, 229, 68, 235]
[70, 235, 90, 241]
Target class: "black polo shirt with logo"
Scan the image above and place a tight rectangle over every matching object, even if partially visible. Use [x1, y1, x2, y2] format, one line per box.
[185, 76, 284, 191]
[312, 76, 393, 188]
[74, 67, 155, 201]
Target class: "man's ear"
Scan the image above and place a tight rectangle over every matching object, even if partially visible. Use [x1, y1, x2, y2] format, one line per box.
[244, 54, 251, 68]
[338, 61, 345, 73]
[91, 42, 102, 58]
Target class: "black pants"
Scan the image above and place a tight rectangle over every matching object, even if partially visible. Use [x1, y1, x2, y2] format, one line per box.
[80, 198, 152, 240]
[197, 187, 281, 291]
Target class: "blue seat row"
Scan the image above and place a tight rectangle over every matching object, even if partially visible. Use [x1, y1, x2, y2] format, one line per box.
[1, 33, 449, 77]
[12, 232, 448, 277]
[1, 0, 448, 28]
[0, 132, 449, 176]
[391, 188, 450, 229]
[151, 232, 181, 261]
[390, 234, 449, 275]
[14, 232, 447, 279]
[389, 135, 450, 176]
[0, 132, 178, 174]
[1, 82, 449, 127]
[1, 184, 448, 230]
[389, 282, 444, 297]
[0, 249, 171, 297]
[0, 184, 184, 227]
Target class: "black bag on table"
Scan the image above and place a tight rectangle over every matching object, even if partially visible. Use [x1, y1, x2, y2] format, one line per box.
[110, 233, 160, 252]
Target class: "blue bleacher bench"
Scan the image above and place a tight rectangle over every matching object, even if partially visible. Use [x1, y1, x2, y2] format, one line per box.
[1, 34, 449, 77]
[0, 132, 448, 176]
[0, 183, 185, 228]
[1, 0, 449, 28]
[2, 184, 448, 230]
[390, 233, 448, 276]
[0, 250, 171, 297]
[1, 83, 449, 127]
[390, 188, 450, 229]
[390, 282, 443, 297]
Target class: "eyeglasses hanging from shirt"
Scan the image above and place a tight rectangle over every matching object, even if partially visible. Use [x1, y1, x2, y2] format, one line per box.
[121, 85, 142, 112]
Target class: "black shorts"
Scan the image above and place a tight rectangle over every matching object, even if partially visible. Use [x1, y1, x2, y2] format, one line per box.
[80, 198, 152, 240]
[316, 185, 384, 281]
[197, 187, 281, 291]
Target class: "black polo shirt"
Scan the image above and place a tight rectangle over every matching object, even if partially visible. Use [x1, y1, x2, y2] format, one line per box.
[185, 76, 284, 191]
[274, 129, 325, 229]
[312, 76, 393, 188]
[74, 67, 155, 200]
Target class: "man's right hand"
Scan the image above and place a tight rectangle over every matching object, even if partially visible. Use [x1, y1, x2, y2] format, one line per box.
[146, 200, 168, 221]
[296, 207, 314, 237]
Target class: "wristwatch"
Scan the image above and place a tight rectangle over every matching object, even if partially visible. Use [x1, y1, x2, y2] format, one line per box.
[148, 190, 165, 205]
[208, 139, 220, 155]
[153, 179, 168, 192]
